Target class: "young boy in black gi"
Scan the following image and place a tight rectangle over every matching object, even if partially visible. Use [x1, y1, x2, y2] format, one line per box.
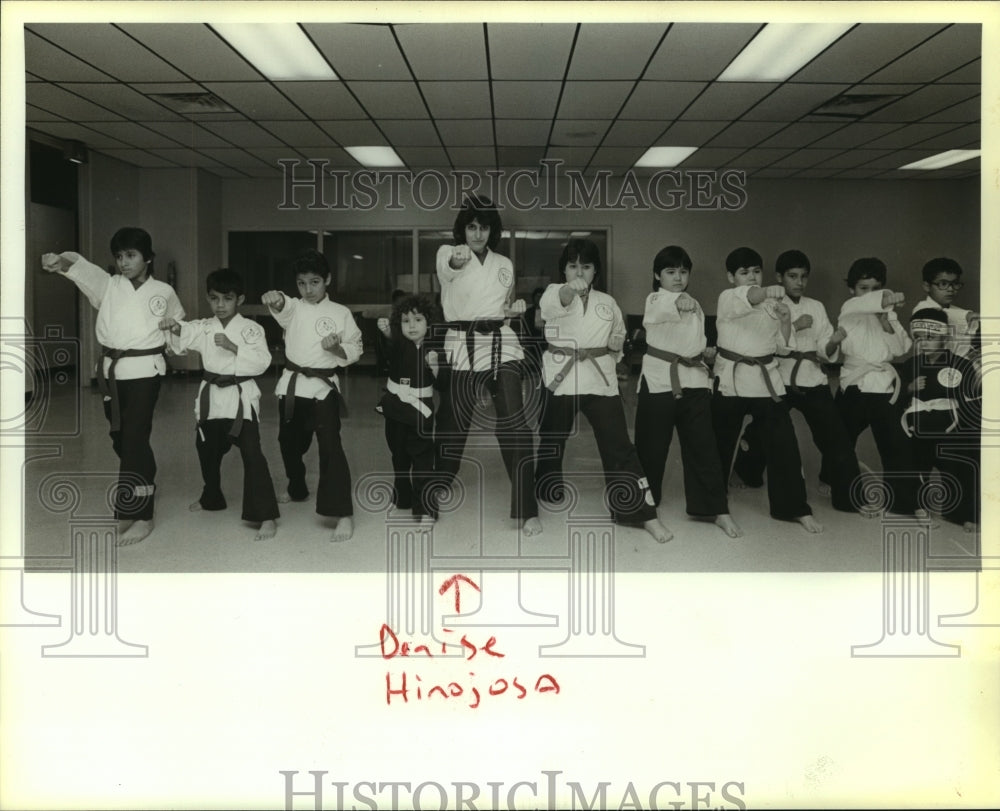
[159, 268, 279, 541]
[262, 250, 363, 542]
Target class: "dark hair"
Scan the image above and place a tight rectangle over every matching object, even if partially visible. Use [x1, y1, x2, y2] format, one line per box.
[922, 257, 963, 284]
[452, 195, 503, 251]
[389, 294, 441, 343]
[291, 249, 331, 280]
[206, 267, 244, 297]
[558, 238, 602, 287]
[652, 245, 692, 291]
[725, 247, 763, 275]
[775, 249, 810, 276]
[910, 307, 949, 327]
[110, 227, 155, 269]
[846, 257, 887, 289]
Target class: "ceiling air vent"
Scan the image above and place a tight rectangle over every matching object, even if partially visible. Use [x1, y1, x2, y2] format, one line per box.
[811, 93, 902, 119]
[148, 92, 235, 114]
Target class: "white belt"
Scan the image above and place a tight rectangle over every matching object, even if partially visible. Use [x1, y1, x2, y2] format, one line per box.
[901, 397, 958, 437]
[841, 360, 901, 404]
[387, 378, 433, 417]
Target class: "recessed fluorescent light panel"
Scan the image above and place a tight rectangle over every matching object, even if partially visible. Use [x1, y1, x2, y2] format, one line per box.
[211, 24, 337, 80]
[898, 149, 981, 170]
[344, 146, 405, 168]
[634, 146, 698, 167]
[718, 23, 853, 82]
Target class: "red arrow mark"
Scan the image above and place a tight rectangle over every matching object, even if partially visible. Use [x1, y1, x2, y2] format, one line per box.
[438, 574, 481, 613]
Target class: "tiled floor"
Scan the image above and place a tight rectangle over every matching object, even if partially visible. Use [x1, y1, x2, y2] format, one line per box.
[21, 369, 980, 573]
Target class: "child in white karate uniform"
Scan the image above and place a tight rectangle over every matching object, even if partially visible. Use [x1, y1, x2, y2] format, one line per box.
[159, 268, 279, 541]
[910, 257, 979, 359]
[42, 227, 184, 546]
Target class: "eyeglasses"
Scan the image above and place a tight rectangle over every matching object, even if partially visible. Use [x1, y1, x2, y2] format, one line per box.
[931, 280, 963, 291]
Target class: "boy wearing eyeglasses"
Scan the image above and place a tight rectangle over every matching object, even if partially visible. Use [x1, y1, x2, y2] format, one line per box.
[911, 258, 979, 358]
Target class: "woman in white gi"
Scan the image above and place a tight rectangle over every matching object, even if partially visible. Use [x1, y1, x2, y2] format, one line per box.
[534, 239, 672, 543]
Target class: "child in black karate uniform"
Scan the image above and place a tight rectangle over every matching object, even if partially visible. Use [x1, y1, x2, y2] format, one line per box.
[376, 295, 442, 524]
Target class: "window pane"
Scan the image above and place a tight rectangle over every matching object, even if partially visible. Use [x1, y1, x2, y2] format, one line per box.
[227, 231, 316, 302]
[321, 230, 413, 306]
[513, 230, 609, 294]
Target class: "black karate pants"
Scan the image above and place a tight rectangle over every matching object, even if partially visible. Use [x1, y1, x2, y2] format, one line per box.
[103, 376, 160, 521]
[278, 392, 353, 517]
[435, 364, 538, 520]
[536, 390, 656, 524]
[910, 412, 979, 526]
[733, 385, 861, 512]
[385, 417, 438, 519]
[712, 394, 812, 521]
[196, 417, 279, 523]
[836, 388, 917, 515]
[634, 383, 729, 517]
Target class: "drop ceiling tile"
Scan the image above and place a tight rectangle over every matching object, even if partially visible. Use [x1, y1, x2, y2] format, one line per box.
[835, 169, 890, 179]
[922, 96, 980, 124]
[448, 147, 496, 167]
[257, 121, 337, 147]
[420, 82, 492, 119]
[316, 120, 386, 146]
[304, 23, 410, 80]
[396, 24, 487, 80]
[767, 148, 845, 169]
[645, 23, 760, 81]
[25, 30, 113, 81]
[492, 82, 561, 119]
[146, 149, 227, 168]
[658, 120, 728, 145]
[497, 147, 546, 167]
[742, 84, 850, 121]
[487, 24, 576, 79]
[27, 83, 125, 121]
[496, 120, 551, 147]
[567, 25, 667, 79]
[203, 166, 250, 179]
[543, 147, 596, 167]
[203, 83, 305, 119]
[677, 147, 747, 168]
[147, 122, 233, 149]
[589, 146, 645, 168]
[815, 149, 893, 169]
[199, 121, 285, 148]
[197, 148, 273, 170]
[619, 81, 706, 120]
[26, 105, 64, 122]
[938, 59, 980, 84]
[749, 168, 801, 179]
[866, 24, 982, 84]
[914, 123, 979, 150]
[727, 148, 792, 168]
[240, 163, 285, 178]
[94, 148, 180, 168]
[379, 120, 442, 147]
[707, 122, 786, 148]
[120, 24, 261, 81]
[791, 24, 945, 83]
[757, 122, 847, 148]
[861, 122, 968, 149]
[865, 84, 980, 122]
[348, 81, 427, 118]
[286, 147, 360, 168]
[436, 119, 495, 147]
[558, 82, 633, 118]
[56, 83, 182, 121]
[857, 149, 940, 169]
[26, 24, 187, 82]
[396, 146, 451, 167]
[810, 123, 907, 148]
[275, 83, 367, 119]
[98, 122, 185, 149]
[550, 119, 611, 147]
[682, 83, 779, 121]
[601, 120, 667, 147]
[27, 122, 130, 149]
[246, 148, 305, 167]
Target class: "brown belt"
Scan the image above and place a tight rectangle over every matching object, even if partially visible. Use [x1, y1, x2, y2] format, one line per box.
[546, 346, 611, 392]
[644, 345, 708, 397]
[200, 371, 255, 440]
[97, 344, 166, 432]
[717, 347, 780, 402]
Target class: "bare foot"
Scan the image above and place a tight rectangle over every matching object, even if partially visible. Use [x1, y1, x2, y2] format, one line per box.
[644, 518, 673, 543]
[118, 519, 153, 546]
[330, 516, 354, 543]
[521, 516, 543, 537]
[255, 520, 277, 541]
[189, 500, 203, 512]
[714, 514, 743, 538]
[797, 515, 824, 534]
[277, 491, 292, 504]
[963, 521, 978, 533]
[817, 483, 832, 496]
[728, 474, 748, 489]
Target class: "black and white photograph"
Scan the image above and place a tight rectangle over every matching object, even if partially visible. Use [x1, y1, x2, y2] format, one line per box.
[2, 1, 998, 808]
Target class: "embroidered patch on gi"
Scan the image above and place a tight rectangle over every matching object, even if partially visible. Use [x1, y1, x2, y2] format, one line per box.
[498, 267, 513, 288]
[315, 317, 337, 336]
[241, 324, 262, 344]
[937, 367, 962, 388]
[595, 303, 614, 321]
[148, 295, 168, 316]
